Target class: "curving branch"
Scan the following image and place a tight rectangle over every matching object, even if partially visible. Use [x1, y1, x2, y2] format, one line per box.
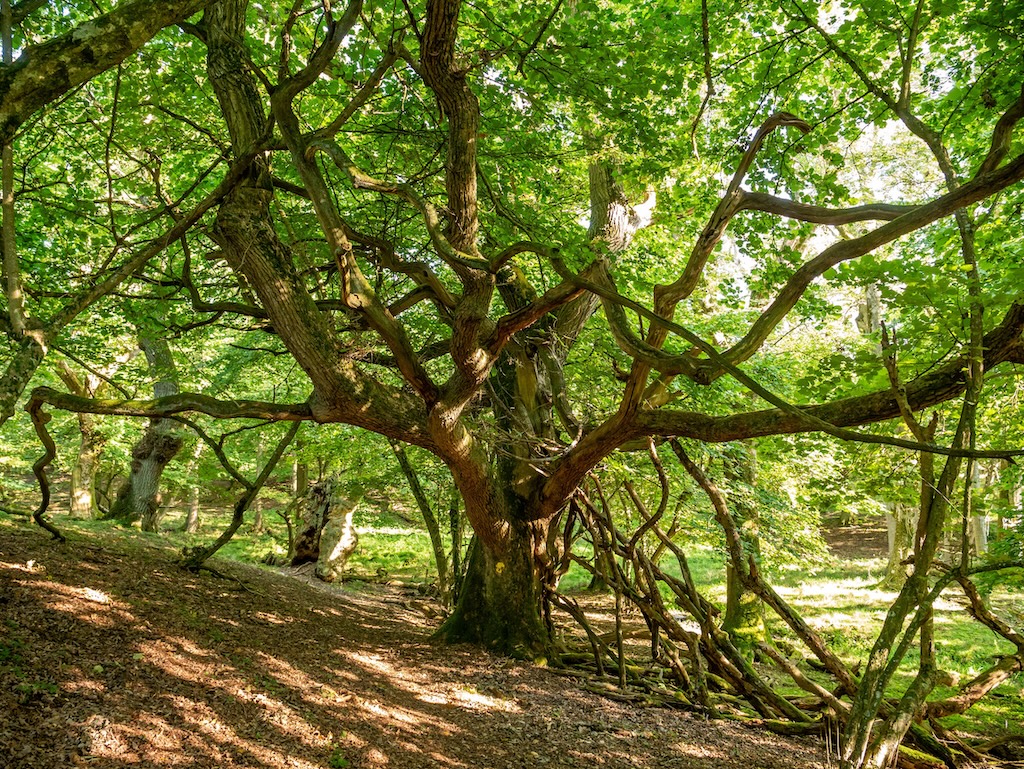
[654, 112, 811, 313]
[550, 259, 701, 379]
[706, 149, 1024, 377]
[489, 279, 585, 350]
[272, 0, 363, 105]
[307, 138, 489, 273]
[977, 82, 1024, 176]
[315, 45, 402, 138]
[738, 192, 914, 224]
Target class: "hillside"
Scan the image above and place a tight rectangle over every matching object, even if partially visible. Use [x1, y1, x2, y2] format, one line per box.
[0, 519, 829, 769]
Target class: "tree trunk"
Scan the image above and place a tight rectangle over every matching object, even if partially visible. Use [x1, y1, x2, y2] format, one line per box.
[316, 498, 358, 583]
[722, 442, 768, 655]
[440, 159, 654, 650]
[435, 518, 550, 659]
[290, 478, 359, 582]
[107, 336, 182, 529]
[251, 495, 264, 534]
[185, 483, 201, 533]
[56, 362, 110, 519]
[449, 487, 465, 601]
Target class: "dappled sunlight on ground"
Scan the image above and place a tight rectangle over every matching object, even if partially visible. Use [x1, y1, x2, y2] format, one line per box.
[0, 520, 831, 769]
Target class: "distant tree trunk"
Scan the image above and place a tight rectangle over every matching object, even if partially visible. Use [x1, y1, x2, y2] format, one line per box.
[183, 441, 204, 533]
[69, 417, 105, 518]
[107, 336, 183, 529]
[56, 363, 108, 518]
[251, 495, 264, 533]
[721, 441, 768, 656]
[290, 478, 359, 582]
[880, 502, 915, 590]
[993, 459, 1021, 538]
[292, 452, 308, 496]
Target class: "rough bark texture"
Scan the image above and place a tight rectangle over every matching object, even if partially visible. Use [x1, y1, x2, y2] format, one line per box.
[0, 0, 211, 142]
[289, 478, 358, 583]
[0, 334, 42, 425]
[107, 337, 182, 529]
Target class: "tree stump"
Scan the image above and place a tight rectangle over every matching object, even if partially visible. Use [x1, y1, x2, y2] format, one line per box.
[290, 478, 359, 583]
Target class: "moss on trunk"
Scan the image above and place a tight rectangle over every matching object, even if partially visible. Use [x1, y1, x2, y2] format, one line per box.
[435, 530, 550, 660]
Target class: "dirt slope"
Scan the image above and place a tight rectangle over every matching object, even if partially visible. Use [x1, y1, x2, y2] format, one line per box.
[0, 520, 829, 769]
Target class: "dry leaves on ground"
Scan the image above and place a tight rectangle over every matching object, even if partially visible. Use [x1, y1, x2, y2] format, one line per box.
[0, 521, 834, 769]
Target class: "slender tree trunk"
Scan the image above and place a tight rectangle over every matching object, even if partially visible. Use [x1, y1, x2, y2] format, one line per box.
[251, 495, 264, 533]
[391, 439, 451, 604]
[722, 442, 768, 656]
[448, 486, 467, 600]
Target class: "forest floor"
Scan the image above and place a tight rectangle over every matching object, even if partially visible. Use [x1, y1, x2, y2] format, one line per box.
[2, 514, 1018, 769]
[0, 518, 840, 769]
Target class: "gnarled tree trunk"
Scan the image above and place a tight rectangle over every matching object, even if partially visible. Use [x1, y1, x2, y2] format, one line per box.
[107, 336, 182, 529]
[290, 477, 359, 582]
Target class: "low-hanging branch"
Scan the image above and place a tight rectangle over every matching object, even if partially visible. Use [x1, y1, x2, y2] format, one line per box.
[26, 387, 313, 423]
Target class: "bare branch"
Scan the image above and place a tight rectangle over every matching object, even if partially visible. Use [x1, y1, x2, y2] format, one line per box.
[739, 192, 914, 224]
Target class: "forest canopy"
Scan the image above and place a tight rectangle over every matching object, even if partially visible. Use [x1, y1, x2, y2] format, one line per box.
[1, 1, 1023, 768]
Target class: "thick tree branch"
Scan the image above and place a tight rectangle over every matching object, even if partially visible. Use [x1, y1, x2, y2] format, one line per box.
[0, 0, 212, 142]
[26, 386, 313, 422]
[635, 300, 1024, 446]
[739, 192, 914, 224]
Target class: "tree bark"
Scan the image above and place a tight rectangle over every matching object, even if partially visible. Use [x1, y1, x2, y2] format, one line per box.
[69, 417, 105, 518]
[0, 0, 211, 142]
[183, 440, 204, 533]
[721, 442, 768, 656]
[107, 336, 182, 529]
